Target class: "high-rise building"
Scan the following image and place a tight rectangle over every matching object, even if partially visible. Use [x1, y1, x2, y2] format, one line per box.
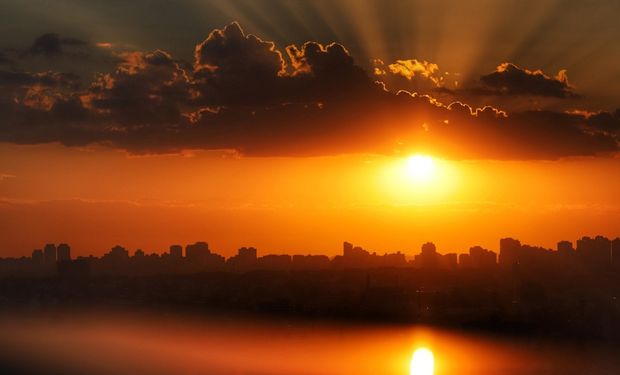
[343, 241, 353, 256]
[469, 246, 497, 268]
[415, 242, 440, 268]
[31, 249, 44, 264]
[169, 245, 183, 259]
[577, 236, 611, 269]
[557, 240, 574, 254]
[227, 247, 258, 271]
[341, 242, 371, 267]
[421, 242, 437, 255]
[43, 243, 57, 265]
[238, 247, 257, 259]
[499, 238, 521, 266]
[57, 243, 71, 262]
[105, 245, 130, 261]
[185, 241, 210, 261]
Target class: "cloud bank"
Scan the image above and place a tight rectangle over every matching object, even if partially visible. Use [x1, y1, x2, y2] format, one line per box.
[0, 23, 618, 159]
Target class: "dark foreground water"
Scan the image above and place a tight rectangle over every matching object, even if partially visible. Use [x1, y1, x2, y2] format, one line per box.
[0, 310, 618, 375]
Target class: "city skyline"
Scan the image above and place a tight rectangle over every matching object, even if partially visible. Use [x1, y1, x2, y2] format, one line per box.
[6, 231, 620, 259]
[4, 234, 619, 273]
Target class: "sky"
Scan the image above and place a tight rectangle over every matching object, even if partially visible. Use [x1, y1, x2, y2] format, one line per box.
[1, 0, 619, 257]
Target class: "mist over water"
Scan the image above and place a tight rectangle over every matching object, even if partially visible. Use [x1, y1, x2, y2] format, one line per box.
[0, 310, 618, 375]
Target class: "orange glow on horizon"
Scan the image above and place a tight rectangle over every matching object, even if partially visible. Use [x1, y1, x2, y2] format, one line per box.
[2, 143, 620, 258]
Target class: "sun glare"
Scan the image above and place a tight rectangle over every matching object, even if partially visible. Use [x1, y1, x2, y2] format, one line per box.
[405, 155, 436, 183]
[378, 154, 459, 204]
[410, 347, 435, 375]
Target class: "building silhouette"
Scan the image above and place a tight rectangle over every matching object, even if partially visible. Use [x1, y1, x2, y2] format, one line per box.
[31, 249, 44, 265]
[169, 245, 183, 259]
[43, 243, 56, 266]
[228, 247, 258, 271]
[499, 238, 520, 267]
[577, 236, 612, 270]
[186, 241, 210, 261]
[57, 243, 71, 262]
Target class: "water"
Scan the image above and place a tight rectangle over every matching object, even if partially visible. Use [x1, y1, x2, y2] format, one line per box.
[0, 310, 618, 375]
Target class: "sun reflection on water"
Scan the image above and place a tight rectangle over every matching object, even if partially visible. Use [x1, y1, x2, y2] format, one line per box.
[410, 347, 435, 375]
[0, 313, 618, 375]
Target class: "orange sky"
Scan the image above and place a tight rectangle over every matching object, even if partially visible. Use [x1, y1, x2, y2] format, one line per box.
[1, 1, 619, 258]
[2, 142, 619, 257]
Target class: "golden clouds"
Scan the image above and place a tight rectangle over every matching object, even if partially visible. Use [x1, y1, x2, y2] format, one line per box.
[386, 59, 442, 86]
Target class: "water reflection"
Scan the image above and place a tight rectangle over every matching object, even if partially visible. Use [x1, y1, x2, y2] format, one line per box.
[410, 348, 434, 375]
[0, 311, 618, 375]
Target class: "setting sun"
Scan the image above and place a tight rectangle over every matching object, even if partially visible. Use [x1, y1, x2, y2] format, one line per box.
[405, 155, 436, 183]
[410, 347, 435, 375]
[378, 154, 458, 205]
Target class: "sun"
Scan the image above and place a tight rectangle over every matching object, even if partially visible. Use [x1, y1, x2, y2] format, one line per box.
[410, 347, 435, 375]
[378, 153, 457, 204]
[405, 155, 436, 183]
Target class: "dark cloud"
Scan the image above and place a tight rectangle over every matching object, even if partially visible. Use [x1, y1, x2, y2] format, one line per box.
[195, 22, 285, 77]
[586, 109, 620, 133]
[193, 22, 287, 106]
[22, 33, 88, 58]
[191, 22, 372, 106]
[0, 69, 81, 114]
[0, 95, 96, 147]
[487, 110, 617, 159]
[0, 23, 617, 160]
[477, 63, 576, 98]
[83, 50, 190, 126]
[12, 33, 119, 79]
[0, 70, 79, 88]
[286, 41, 373, 101]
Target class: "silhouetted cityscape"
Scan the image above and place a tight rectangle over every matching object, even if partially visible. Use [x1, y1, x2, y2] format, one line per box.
[1, 236, 619, 278]
[0, 235, 619, 342]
